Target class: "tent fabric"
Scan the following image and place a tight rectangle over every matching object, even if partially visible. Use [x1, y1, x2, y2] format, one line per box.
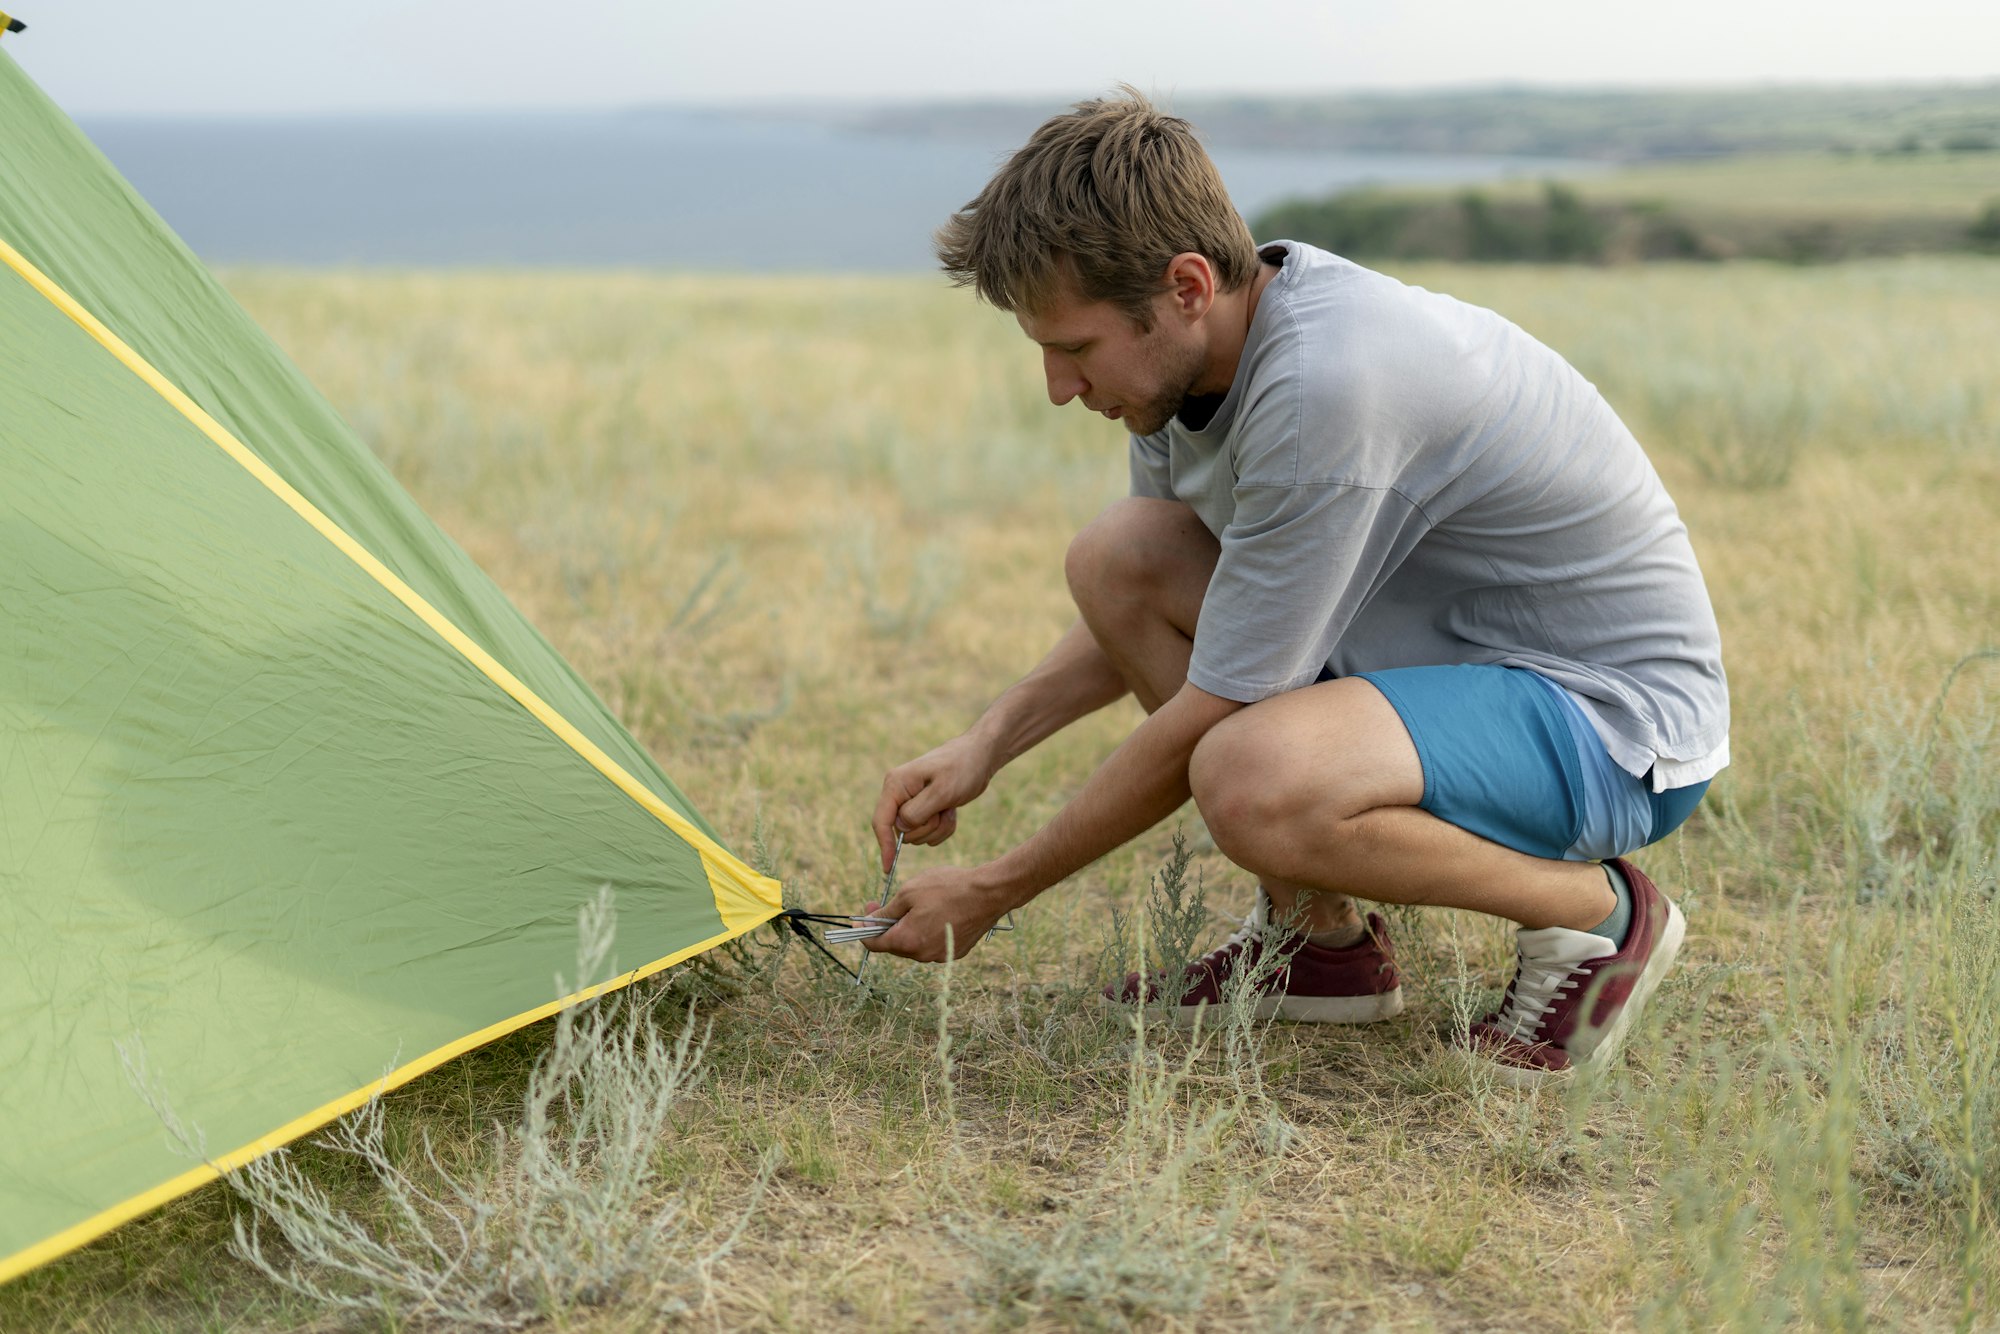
[0, 48, 783, 1282]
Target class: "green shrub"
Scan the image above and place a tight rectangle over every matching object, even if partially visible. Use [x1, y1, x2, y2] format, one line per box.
[1544, 181, 1611, 262]
[1969, 199, 2000, 251]
[1460, 189, 1533, 261]
[1254, 190, 1416, 258]
[1633, 205, 1717, 260]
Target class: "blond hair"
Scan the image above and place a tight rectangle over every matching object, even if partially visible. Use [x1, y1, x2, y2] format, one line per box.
[934, 88, 1258, 327]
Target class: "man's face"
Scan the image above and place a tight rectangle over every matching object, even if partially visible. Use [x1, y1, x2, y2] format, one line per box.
[1016, 286, 1206, 439]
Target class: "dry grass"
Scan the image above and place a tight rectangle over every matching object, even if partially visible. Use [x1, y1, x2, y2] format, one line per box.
[3, 258, 1997, 1332]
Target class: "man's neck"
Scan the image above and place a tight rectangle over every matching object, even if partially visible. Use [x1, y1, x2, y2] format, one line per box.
[1190, 257, 1282, 398]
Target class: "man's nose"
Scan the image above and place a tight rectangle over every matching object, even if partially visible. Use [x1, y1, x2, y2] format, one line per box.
[1043, 352, 1086, 406]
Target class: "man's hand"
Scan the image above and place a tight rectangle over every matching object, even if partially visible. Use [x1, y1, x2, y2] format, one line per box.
[873, 734, 999, 870]
[862, 865, 1015, 962]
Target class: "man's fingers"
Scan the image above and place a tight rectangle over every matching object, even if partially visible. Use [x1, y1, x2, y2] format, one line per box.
[873, 773, 921, 870]
[858, 890, 909, 953]
[853, 880, 984, 964]
[897, 778, 956, 831]
[860, 894, 907, 920]
[864, 904, 916, 956]
[869, 916, 952, 963]
[903, 809, 958, 847]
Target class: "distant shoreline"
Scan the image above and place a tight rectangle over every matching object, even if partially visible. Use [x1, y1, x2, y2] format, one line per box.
[78, 110, 1592, 271]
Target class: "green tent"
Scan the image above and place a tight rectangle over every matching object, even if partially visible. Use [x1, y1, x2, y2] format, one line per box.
[0, 47, 783, 1281]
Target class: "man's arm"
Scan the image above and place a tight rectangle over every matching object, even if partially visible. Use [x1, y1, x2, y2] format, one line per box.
[872, 617, 1127, 868]
[867, 681, 1242, 962]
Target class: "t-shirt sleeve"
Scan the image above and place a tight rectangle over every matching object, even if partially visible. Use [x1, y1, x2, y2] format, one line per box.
[1127, 432, 1174, 499]
[1186, 479, 1424, 703]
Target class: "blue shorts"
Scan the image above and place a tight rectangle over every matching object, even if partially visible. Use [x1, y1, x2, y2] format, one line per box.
[1353, 664, 1708, 862]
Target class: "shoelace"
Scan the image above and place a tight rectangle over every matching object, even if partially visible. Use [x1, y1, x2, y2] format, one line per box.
[1490, 952, 1585, 1042]
[1198, 887, 1275, 967]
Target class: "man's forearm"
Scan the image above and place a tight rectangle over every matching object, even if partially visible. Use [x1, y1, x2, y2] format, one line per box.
[966, 619, 1128, 768]
[980, 683, 1241, 908]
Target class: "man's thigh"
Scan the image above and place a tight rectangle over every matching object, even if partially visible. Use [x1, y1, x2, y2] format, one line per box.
[1199, 664, 1598, 862]
[1191, 676, 1424, 824]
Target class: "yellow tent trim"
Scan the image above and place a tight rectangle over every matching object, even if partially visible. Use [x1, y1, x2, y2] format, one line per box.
[0, 231, 781, 933]
[0, 912, 772, 1284]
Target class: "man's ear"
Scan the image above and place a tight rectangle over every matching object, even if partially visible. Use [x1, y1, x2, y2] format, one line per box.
[1163, 252, 1217, 323]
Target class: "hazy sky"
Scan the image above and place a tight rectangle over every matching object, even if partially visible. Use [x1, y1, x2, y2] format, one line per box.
[10, 0, 1997, 117]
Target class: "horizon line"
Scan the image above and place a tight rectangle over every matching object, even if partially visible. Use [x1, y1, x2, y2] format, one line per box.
[61, 73, 2000, 124]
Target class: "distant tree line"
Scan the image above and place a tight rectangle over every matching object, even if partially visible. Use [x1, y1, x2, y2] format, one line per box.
[1253, 184, 2000, 265]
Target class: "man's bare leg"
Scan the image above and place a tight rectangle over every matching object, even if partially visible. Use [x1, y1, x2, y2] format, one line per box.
[1065, 497, 1363, 939]
[1188, 678, 1617, 931]
[1062, 498, 1212, 716]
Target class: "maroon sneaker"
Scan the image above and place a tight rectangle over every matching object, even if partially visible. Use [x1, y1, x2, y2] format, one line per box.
[1101, 894, 1403, 1027]
[1467, 858, 1687, 1087]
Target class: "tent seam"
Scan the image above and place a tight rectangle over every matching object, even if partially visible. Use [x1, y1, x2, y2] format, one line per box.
[0, 232, 782, 928]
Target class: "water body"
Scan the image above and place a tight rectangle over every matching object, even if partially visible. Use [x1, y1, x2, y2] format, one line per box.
[79, 110, 1594, 271]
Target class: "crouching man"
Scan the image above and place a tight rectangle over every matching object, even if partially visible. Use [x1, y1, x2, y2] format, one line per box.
[865, 91, 1728, 1085]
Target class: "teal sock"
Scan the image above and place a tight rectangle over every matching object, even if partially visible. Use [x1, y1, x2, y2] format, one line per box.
[1585, 863, 1633, 947]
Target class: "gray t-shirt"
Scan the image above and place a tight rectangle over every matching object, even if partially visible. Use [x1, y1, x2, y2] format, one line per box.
[1130, 241, 1729, 790]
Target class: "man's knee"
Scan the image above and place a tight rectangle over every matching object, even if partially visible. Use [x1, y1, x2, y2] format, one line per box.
[1189, 711, 1299, 865]
[1190, 687, 1404, 866]
[1065, 497, 1212, 610]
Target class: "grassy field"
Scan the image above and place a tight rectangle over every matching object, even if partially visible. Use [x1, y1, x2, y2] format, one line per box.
[1573, 151, 2000, 219]
[6, 259, 1999, 1331]
[1472, 152, 2000, 259]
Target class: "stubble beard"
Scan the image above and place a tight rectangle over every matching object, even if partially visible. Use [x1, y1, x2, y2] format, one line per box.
[1122, 332, 1209, 438]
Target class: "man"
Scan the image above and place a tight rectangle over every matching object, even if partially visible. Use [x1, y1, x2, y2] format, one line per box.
[863, 92, 1728, 1085]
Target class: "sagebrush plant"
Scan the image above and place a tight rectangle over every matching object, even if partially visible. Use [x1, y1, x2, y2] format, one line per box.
[956, 942, 1246, 1328]
[1211, 892, 1307, 1154]
[125, 887, 765, 1329]
[1093, 825, 1210, 1005]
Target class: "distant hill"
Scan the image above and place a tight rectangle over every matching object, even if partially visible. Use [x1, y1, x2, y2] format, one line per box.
[831, 83, 2000, 163]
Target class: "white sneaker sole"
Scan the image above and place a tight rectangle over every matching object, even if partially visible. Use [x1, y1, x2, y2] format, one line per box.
[1486, 895, 1687, 1090]
[1101, 986, 1405, 1029]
